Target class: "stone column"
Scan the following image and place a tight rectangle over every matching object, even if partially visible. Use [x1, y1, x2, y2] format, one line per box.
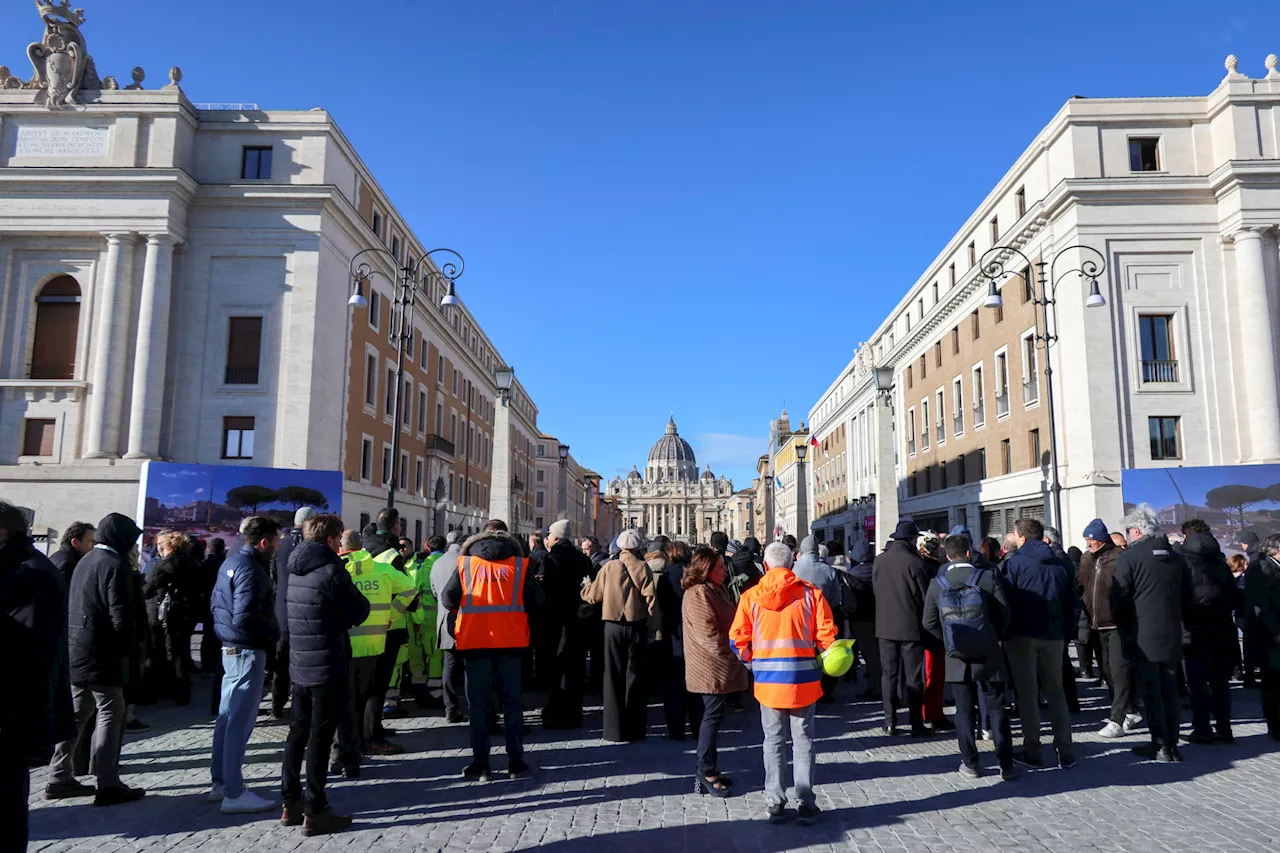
[85, 233, 136, 458]
[1234, 227, 1280, 460]
[874, 392, 899, 545]
[125, 234, 176, 460]
[490, 396, 513, 528]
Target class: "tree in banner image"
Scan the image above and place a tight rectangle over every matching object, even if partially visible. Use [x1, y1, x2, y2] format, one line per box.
[1205, 484, 1269, 530]
[225, 485, 279, 515]
[276, 485, 330, 511]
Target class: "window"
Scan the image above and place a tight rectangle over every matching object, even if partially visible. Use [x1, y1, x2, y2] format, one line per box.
[450, 412, 457, 442]
[934, 341, 942, 368]
[951, 327, 960, 355]
[1139, 315, 1178, 382]
[417, 388, 427, 432]
[972, 365, 986, 428]
[957, 455, 967, 486]
[536, 469, 544, 482]
[918, 297, 925, 320]
[970, 310, 980, 341]
[932, 282, 938, 304]
[967, 241, 976, 267]
[536, 491, 545, 508]
[419, 335, 428, 370]
[1022, 269, 1034, 304]
[906, 364, 913, 389]
[952, 378, 964, 436]
[28, 276, 81, 379]
[949, 263, 956, 288]
[223, 317, 262, 384]
[936, 389, 946, 445]
[452, 370, 458, 395]
[364, 353, 377, 407]
[907, 408, 917, 456]
[391, 236, 401, 260]
[402, 379, 412, 427]
[939, 460, 948, 490]
[222, 416, 255, 460]
[921, 398, 931, 450]
[1000, 439, 1012, 475]
[404, 325, 413, 361]
[1129, 137, 1160, 172]
[382, 445, 393, 485]
[995, 352, 1010, 418]
[992, 287, 1004, 324]
[919, 354, 927, 380]
[372, 210, 383, 239]
[535, 517, 544, 529]
[21, 418, 55, 457]
[1029, 428, 1042, 468]
[435, 403, 443, 436]
[989, 216, 999, 244]
[360, 437, 373, 480]
[537, 444, 546, 457]
[368, 290, 380, 331]
[241, 146, 272, 180]
[1023, 333, 1040, 406]
[437, 355, 444, 386]
[1149, 417, 1182, 460]
[400, 452, 409, 492]
[1015, 187, 1026, 218]
[385, 367, 395, 417]
[978, 447, 987, 479]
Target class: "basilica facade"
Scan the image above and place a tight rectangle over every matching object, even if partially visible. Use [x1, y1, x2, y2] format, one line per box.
[606, 417, 735, 544]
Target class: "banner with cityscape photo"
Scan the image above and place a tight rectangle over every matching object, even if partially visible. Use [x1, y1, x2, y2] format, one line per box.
[1120, 463, 1280, 551]
[136, 460, 343, 560]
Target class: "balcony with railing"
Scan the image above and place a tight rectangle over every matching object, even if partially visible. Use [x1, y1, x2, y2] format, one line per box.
[427, 434, 455, 457]
[953, 415, 964, 436]
[1142, 359, 1179, 383]
[995, 391, 1010, 418]
[223, 366, 260, 385]
[1023, 377, 1039, 406]
[972, 402, 985, 428]
[511, 477, 525, 491]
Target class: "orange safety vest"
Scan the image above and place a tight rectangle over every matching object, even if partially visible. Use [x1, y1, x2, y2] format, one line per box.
[453, 554, 530, 651]
[729, 572, 836, 709]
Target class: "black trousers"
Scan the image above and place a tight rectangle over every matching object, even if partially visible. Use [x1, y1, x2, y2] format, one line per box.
[953, 678, 1012, 771]
[1098, 629, 1135, 724]
[368, 629, 406, 740]
[463, 650, 524, 763]
[694, 693, 727, 776]
[1185, 648, 1232, 736]
[1136, 660, 1182, 748]
[281, 682, 343, 816]
[1078, 630, 1100, 676]
[542, 616, 586, 729]
[1061, 644, 1080, 712]
[603, 621, 648, 742]
[0, 755, 29, 853]
[879, 639, 925, 728]
[272, 636, 291, 716]
[333, 656, 378, 766]
[442, 649, 466, 716]
[658, 639, 701, 740]
[1261, 666, 1280, 736]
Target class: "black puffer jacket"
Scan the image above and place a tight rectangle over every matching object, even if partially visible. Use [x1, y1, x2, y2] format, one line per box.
[730, 538, 764, 591]
[872, 540, 931, 642]
[272, 527, 304, 640]
[143, 551, 200, 627]
[49, 543, 83, 588]
[286, 541, 370, 687]
[540, 538, 591, 621]
[1180, 532, 1240, 653]
[67, 514, 141, 687]
[1111, 534, 1194, 664]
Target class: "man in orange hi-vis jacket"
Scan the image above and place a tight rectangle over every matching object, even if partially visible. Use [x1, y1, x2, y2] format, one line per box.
[730, 540, 837, 826]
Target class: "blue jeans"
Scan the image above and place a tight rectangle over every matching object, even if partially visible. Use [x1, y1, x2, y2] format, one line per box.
[211, 648, 266, 799]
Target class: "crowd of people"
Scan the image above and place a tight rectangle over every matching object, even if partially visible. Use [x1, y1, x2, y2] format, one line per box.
[2, 496, 1280, 847]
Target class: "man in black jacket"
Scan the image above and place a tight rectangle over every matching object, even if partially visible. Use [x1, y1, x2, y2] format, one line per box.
[272, 506, 317, 718]
[1179, 519, 1239, 744]
[49, 521, 95, 587]
[844, 539, 881, 699]
[209, 515, 281, 814]
[47, 512, 146, 806]
[281, 514, 370, 837]
[540, 519, 591, 729]
[1247, 534, 1280, 739]
[1111, 504, 1194, 762]
[0, 502, 74, 849]
[872, 520, 932, 736]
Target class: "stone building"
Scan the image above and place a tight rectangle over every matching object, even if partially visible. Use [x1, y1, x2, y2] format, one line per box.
[606, 417, 735, 543]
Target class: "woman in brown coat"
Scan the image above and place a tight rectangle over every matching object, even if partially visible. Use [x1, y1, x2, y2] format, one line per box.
[683, 547, 749, 796]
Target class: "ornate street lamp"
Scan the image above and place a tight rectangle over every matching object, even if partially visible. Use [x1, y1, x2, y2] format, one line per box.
[348, 246, 465, 509]
[978, 244, 1107, 532]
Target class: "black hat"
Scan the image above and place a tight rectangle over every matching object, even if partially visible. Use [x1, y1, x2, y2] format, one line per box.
[1240, 529, 1260, 546]
[890, 520, 920, 541]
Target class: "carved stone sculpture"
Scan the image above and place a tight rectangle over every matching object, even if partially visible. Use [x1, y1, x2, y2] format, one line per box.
[1225, 54, 1240, 74]
[27, 1, 91, 109]
[101, 74, 116, 90]
[165, 66, 182, 89]
[124, 66, 144, 90]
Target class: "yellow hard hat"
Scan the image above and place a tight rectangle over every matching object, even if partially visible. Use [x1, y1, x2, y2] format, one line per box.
[820, 639, 855, 678]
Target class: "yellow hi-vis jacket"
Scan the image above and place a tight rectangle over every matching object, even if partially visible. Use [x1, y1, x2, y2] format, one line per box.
[345, 549, 417, 658]
[371, 548, 418, 632]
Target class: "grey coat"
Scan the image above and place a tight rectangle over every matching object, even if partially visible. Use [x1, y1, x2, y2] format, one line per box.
[430, 543, 462, 650]
[922, 561, 1013, 683]
[793, 535, 841, 612]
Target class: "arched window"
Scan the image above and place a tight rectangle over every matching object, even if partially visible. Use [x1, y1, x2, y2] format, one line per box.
[29, 276, 81, 380]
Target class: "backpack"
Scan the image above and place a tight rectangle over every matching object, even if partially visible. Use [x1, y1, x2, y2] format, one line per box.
[936, 567, 999, 661]
[835, 571, 861, 620]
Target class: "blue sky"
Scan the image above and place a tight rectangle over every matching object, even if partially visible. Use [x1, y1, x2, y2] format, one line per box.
[5, 1, 1272, 488]
[1122, 465, 1280, 511]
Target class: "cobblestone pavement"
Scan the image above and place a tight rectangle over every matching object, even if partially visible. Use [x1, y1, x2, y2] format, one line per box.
[28, 668, 1280, 853]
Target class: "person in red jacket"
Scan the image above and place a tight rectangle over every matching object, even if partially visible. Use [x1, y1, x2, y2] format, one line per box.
[730, 541, 836, 826]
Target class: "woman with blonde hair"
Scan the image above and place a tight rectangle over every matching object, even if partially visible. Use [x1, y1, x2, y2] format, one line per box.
[143, 529, 199, 704]
[682, 547, 748, 796]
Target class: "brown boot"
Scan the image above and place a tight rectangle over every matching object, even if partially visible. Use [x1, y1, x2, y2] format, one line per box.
[302, 809, 352, 837]
[280, 801, 303, 827]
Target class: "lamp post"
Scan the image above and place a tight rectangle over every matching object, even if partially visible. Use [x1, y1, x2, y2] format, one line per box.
[764, 474, 775, 542]
[871, 365, 897, 546]
[490, 365, 516, 531]
[795, 441, 809, 539]
[348, 246, 465, 510]
[978, 244, 1107, 533]
[556, 442, 570, 520]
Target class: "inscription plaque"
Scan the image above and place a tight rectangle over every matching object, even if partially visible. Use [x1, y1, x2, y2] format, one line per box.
[12, 124, 110, 158]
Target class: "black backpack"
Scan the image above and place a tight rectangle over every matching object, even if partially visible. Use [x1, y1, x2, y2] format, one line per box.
[936, 567, 999, 661]
[835, 571, 861, 620]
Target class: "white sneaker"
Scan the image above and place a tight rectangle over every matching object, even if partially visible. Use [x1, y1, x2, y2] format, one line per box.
[980, 730, 992, 741]
[1098, 720, 1125, 738]
[220, 790, 277, 814]
[206, 783, 224, 803]
[1123, 714, 1143, 733]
